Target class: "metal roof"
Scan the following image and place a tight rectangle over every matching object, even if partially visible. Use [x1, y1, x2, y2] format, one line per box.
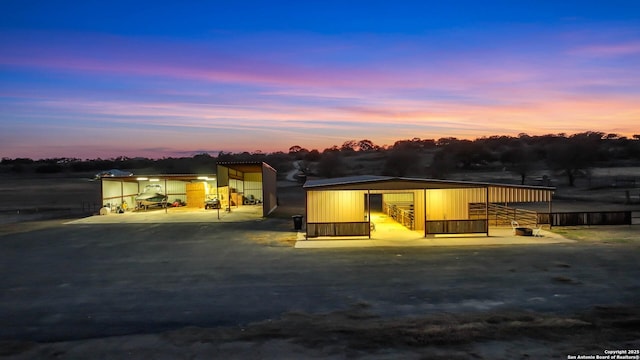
[304, 175, 555, 191]
[102, 174, 216, 182]
[217, 161, 276, 173]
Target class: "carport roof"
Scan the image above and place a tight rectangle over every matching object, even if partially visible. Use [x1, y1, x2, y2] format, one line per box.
[217, 161, 276, 173]
[304, 175, 556, 191]
[102, 174, 216, 182]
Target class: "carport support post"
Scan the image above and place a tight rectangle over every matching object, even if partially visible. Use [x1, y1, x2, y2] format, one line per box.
[367, 189, 371, 239]
[549, 192, 553, 229]
[485, 186, 489, 237]
[165, 178, 168, 214]
[423, 189, 427, 238]
[120, 181, 124, 209]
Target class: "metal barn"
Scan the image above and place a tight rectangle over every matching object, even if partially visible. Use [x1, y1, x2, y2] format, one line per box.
[304, 176, 553, 238]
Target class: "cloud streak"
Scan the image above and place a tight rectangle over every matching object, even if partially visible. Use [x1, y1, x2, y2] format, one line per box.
[1, 23, 639, 158]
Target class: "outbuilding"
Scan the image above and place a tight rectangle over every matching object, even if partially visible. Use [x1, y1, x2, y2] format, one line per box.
[303, 176, 553, 238]
[100, 161, 277, 217]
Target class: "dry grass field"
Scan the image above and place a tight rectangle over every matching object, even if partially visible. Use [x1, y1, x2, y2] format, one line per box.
[1, 169, 639, 359]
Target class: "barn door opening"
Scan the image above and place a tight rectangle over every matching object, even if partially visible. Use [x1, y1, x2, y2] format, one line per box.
[365, 193, 383, 215]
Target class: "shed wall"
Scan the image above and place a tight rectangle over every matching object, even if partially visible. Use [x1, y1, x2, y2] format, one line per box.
[244, 172, 263, 201]
[102, 180, 138, 208]
[489, 187, 551, 203]
[307, 190, 366, 222]
[426, 188, 486, 220]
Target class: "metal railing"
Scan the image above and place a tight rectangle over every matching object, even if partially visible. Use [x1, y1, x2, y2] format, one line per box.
[470, 203, 538, 227]
[541, 211, 632, 226]
[384, 202, 414, 230]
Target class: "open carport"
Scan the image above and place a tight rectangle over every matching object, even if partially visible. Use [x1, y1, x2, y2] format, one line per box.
[98, 162, 277, 222]
[67, 204, 265, 224]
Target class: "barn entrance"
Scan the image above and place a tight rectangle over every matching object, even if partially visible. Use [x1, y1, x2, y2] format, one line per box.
[365, 192, 419, 239]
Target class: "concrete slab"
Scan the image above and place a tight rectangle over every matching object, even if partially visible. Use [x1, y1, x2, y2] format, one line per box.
[295, 227, 574, 248]
[65, 205, 264, 224]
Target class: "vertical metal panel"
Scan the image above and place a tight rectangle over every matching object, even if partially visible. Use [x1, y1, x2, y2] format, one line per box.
[102, 180, 121, 205]
[413, 190, 424, 230]
[426, 188, 485, 220]
[244, 172, 263, 201]
[261, 163, 278, 216]
[383, 193, 413, 203]
[229, 178, 243, 193]
[122, 182, 138, 208]
[216, 165, 229, 187]
[307, 190, 365, 222]
[102, 180, 139, 208]
[487, 186, 553, 203]
[165, 180, 187, 203]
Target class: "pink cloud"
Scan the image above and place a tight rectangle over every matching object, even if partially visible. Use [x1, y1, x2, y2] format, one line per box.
[570, 41, 640, 57]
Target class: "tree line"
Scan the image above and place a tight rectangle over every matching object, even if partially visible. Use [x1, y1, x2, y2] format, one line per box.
[289, 132, 640, 186]
[2, 132, 640, 186]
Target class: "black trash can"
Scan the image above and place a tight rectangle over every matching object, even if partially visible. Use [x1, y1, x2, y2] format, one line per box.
[292, 215, 303, 231]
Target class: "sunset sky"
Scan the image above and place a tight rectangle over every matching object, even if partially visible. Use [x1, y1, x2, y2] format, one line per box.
[1, 1, 639, 159]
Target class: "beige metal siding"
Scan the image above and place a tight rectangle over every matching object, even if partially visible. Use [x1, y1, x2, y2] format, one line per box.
[102, 180, 122, 206]
[102, 180, 139, 207]
[244, 172, 263, 202]
[122, 182, 138, 208]
[426, 188, 485, 220]
[164, 180, 187, 203]
[414, 190, 425, 230]
[307, 190, 366, 222]
[216, 165, 229, 187]
[383, 193, 413, 205]
[488, 186, 551, 203]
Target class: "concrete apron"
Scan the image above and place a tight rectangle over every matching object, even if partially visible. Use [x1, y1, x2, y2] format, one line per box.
[65, 205, 264, 224]
[295, 227, 574, 249]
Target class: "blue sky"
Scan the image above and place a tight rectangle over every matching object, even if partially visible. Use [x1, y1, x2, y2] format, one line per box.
[1, 1, 639, 159]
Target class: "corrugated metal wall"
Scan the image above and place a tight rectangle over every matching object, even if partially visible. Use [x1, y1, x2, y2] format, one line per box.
[413, 190, 425, 230]
[216, 165, 229, 187]
[166, 180, 187, 203]
[305, 182, 552, 233]
[425, 188, 486, 220]
[135, 180, 187, 204]
[102, 180, 139, 207]
[122, 182, 138, 208]
[307, 190, 366, 222]
[229, 178, 243, 194]
[488, 186, 551, 203]
[244, 172, 263, 201]
[102, 180, 123, 205]
[383, 193, 413, 205]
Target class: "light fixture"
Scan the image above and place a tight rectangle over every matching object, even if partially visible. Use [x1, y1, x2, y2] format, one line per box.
[150, 178, 160, 182]
[136, 177, 148, 181]
[197, 176, 208, 180]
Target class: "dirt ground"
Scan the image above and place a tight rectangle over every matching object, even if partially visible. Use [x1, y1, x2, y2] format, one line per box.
[1, 174, 639, 359]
